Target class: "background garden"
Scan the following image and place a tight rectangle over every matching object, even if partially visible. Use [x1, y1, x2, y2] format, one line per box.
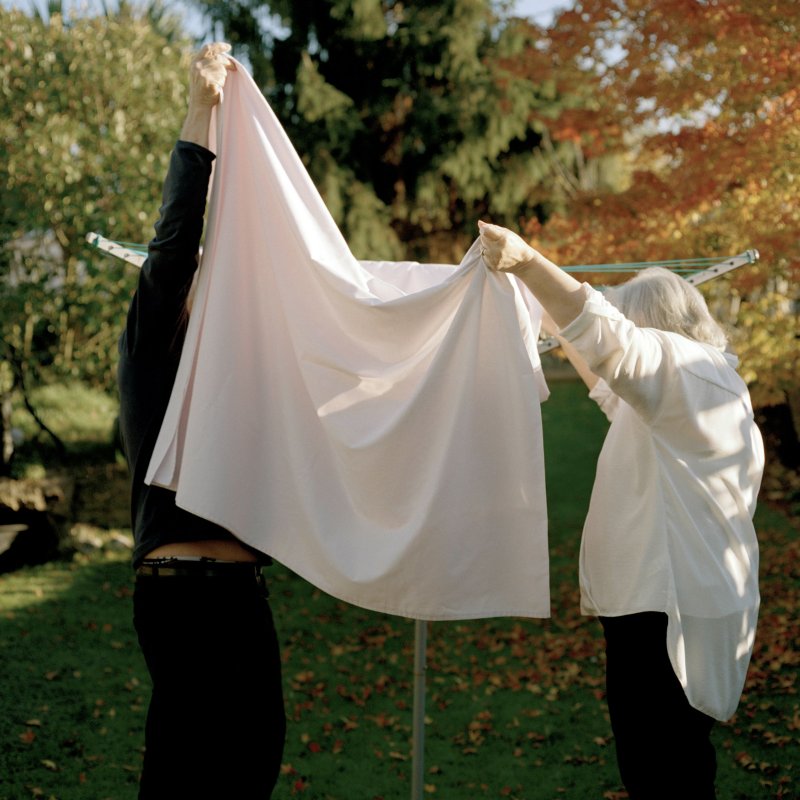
[1, 1, 798, 798]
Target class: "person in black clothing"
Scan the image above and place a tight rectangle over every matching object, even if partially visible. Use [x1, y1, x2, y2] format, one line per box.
[117, 43, 285, 798]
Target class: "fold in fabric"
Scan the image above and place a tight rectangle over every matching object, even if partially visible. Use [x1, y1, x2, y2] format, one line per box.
[146, 61, 550, 620]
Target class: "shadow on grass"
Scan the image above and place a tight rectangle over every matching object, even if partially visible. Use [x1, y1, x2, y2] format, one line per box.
[0, 554, 144, 800]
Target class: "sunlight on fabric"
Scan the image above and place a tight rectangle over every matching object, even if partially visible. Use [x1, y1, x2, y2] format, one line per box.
[316, 374, 396, 418]
[724, 546, 753, 600]
[736, 609, 757, 660]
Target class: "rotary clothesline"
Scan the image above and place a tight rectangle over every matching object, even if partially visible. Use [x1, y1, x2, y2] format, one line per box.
[86, 232, 759, 277]
[86, 233, 759, 358]
[88, 230, 757, 800]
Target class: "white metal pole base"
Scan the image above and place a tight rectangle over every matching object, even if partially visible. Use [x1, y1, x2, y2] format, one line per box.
[411, 619, 428, 800]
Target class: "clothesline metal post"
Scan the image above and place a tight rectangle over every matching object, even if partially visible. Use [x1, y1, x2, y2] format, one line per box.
[411, 619, 428, 800]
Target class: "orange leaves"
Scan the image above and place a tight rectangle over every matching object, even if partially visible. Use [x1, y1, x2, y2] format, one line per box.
[519, 2, 800, 413]
[19, 728, 37, 744]
[734, 750, 781, 775]
[529, 0, 800, 249]
[367, 710, 399, 729]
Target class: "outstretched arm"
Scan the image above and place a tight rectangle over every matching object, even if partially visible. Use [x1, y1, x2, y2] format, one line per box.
[478, 220, 585, 329]
[121, 43, 235, 360]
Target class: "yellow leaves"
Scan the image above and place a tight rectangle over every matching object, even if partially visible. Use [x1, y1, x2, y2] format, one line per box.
[452, 708, 495, 753]
[112, 108, 127, 142]
[293, 669, 316, 684]
[734, 751, 780, 774]
[340, 715, 359, 732]
[593, 735, 610, 747]
[367, 710, 398, 728]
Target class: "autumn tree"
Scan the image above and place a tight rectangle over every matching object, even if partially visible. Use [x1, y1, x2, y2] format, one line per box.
[187, 0, 627, 261]
[522, 0, 799, 442]
[0, 6, 191, 468]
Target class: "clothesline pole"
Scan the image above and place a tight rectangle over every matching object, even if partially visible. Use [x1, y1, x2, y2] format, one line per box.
[411, 619, 428, 800]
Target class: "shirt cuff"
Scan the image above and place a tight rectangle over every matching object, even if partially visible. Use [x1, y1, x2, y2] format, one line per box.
[175, 139, 216, 161]
[587, 378, 618, 422]
[589, 378, 615, 405]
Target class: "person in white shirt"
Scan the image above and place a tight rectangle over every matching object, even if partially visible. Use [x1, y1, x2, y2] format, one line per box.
[478, 221, 763, 800]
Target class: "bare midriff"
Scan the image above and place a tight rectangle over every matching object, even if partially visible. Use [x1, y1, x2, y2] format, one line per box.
[144, 539, 260, 562]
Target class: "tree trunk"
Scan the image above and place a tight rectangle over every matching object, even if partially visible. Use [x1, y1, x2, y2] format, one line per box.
[0, 389, 13, 476]
[785, 388, 800, 461]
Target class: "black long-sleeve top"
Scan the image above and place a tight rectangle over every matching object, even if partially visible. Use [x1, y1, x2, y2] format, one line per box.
[118, 141, 238, 567]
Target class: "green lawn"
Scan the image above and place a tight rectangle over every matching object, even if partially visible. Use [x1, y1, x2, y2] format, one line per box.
[1, 381, 797, 799]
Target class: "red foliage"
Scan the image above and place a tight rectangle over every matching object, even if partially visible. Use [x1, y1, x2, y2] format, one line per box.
[511, 1, 800, 407]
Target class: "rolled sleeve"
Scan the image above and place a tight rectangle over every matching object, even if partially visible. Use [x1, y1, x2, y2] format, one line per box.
[587, 378, 619, 422]
[560, 283, 670, 422]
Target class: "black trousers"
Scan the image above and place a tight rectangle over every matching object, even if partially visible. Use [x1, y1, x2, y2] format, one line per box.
[600, 612, 717, 800]
[133, 566, 286, 799]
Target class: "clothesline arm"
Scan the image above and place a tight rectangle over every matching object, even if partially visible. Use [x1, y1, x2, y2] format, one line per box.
[85, 233, 759, 357]
[86, 233, 148, 268]
[536, 249, 759, 354]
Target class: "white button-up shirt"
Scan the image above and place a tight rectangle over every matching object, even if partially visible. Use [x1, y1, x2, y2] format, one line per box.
[560, 284, 764, 720]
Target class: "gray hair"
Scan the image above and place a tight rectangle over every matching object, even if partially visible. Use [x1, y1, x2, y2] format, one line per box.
[605, 267, 728, 349]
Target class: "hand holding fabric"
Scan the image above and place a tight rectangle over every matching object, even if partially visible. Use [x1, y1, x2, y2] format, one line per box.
[180, 42, 236, 150]
[478, 220, 537, 273]
[477, 220, 584, 329]
[187, 42, 236, 111]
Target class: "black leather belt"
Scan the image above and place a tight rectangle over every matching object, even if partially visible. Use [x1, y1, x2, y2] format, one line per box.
[136, 558, 264, 584]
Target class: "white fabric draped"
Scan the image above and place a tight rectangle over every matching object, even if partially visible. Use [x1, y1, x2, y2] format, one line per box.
[146, 61, 550, 620]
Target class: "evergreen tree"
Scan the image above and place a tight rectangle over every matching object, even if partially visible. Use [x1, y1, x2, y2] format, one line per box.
[191, 0, 613, 260]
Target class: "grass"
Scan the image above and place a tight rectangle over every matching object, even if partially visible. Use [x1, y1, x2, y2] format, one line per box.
[10, 383, 118, 446]
[1, 381, 798, 799]
[8, 382, 120, 480]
